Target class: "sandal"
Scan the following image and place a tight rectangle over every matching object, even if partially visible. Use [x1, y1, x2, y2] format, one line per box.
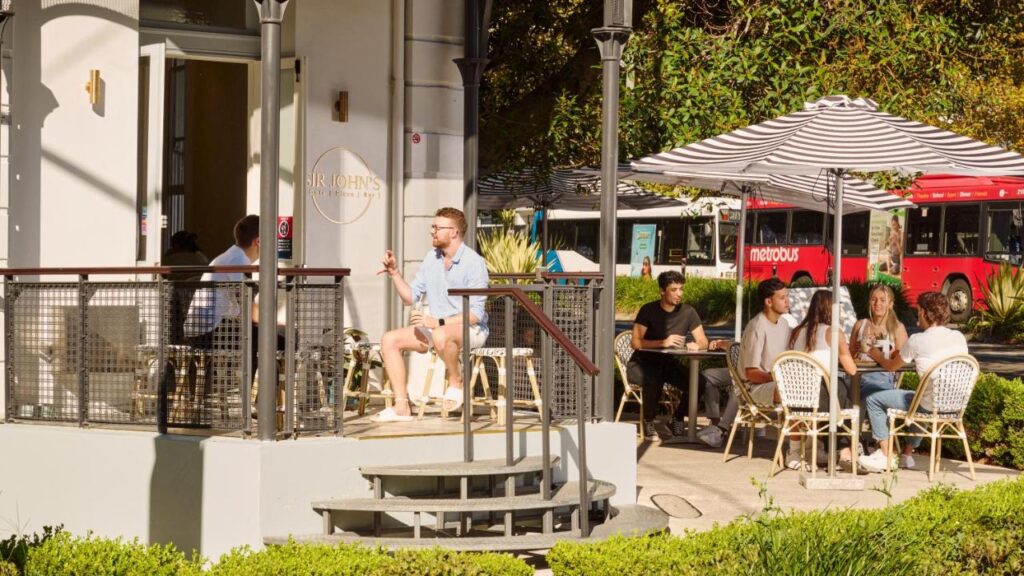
[370, 398, 414, 423]
[443, 385, 465, 413]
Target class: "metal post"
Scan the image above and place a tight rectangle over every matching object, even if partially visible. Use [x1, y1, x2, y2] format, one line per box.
[455, 0, 489, 249]
[334, 277, 345, 436]
[284, 279, 295, 435]
[462, 295, 472, 462]
[504, 296, 514, 467]
[241, 282, 254, 434]
[156, 276, 167, 434]
[592, 23, 631, 423]
[542, 285, 553, 502]
[4, 276, 14, 422]
[254, 0, 290, 441]
[577, 367, 589, 537]
[828, 170, 844, 477]
[734, 187, 748, 340]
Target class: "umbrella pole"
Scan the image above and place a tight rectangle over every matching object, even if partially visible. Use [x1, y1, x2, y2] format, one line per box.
[734, 187, 749, 340]
[828, 170, 844, 477]
[542, 207, 549, 267]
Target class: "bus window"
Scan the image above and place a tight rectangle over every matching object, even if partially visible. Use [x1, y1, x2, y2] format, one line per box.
[906, 206, 941, 255]
[984, 203, 1023, 264]
[662, 218, 687, 264]
[719, 222, 737, 263]
[616, 220, 632, 265]
[685, 218, 715, 264]
[755, 211, 788, 244]
[744, 214, 755, 245]
[550, 219, 599, 262]
[842, 213, 869, 256]
[790, 210, 825, 245]
[942, 205, 981, 256]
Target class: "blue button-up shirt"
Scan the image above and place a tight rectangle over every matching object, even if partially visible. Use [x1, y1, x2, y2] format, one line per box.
[410, 243, 489, 337]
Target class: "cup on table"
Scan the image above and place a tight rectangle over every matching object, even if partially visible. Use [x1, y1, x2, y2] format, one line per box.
[875, 338, 892, 359]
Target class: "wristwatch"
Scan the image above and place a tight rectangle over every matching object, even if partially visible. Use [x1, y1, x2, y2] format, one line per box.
[438, 318, 445, 327]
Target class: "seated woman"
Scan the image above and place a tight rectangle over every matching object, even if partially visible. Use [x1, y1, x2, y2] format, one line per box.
[787, 289, 858, 468]
[857, 292, 969, 473]
[850, 284, 910, 401]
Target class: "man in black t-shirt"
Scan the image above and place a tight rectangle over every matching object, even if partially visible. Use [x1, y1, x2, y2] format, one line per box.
[627, 270, 709, 441]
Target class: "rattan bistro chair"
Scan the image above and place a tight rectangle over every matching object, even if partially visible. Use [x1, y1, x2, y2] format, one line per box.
[613, 331, 644, 435]
[769, 351, 859, 477]
[722, 342, 784, 462]
[886, 354, 980, 481]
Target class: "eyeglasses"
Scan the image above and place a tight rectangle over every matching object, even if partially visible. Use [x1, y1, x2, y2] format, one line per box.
[430, 225, 455, 232]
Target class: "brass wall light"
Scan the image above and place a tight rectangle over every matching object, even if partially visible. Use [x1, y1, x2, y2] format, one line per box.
[85, 69, 101, 104]
[334, 90, 348, 122]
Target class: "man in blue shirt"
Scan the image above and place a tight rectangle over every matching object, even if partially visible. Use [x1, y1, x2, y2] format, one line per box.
[375, 207, 489, 421]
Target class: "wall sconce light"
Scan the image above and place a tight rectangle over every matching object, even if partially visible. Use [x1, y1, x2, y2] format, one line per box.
[334, 91, 348, 122]
[85, 69, 101, 104]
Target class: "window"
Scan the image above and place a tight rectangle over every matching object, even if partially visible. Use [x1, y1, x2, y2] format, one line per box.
[842, 213, 870, 256]
[942, 205, 981, 256]
[549, 220, 599, 263]
[790, 210, 825, 245]
[685, 218, 715, 265]
[660, 218, 687, 265]
[905, 206, 942, 255]
[141, 0, 258, 32]
[744, 214, 755, 245]
[984, 203, 1023, 264]
[754, 212, 788, 245]
[719, 222, 737, 263]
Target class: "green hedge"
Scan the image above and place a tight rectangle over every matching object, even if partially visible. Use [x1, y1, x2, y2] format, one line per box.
[25, 536, 531, 576]
[616, 276, 746, 325]
[0, 525, 62, 575]
[548, 478, 1024, 575]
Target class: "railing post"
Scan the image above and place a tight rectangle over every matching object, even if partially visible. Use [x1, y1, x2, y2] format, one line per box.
[241, 282, 254, 435]
[577, 366, 590, 537]
[77, 275, 90, 427]
[462, 295, 472, 462]
[504, 296, 514, 467]
[3, 275, 14, 422]
[284, 278, 296, 436]
[542, 285, 553, 502]
[334, 276, 345, 436]
[156, 275, 168, 434]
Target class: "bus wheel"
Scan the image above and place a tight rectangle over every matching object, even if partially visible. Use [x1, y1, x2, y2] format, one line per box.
[945, 278, 972, 323]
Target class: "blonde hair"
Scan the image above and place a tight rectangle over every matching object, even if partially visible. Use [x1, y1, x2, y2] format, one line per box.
[867, 283, 902, 337]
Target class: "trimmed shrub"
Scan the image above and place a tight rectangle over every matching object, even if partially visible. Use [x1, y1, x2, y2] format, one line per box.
[549, 478, 1024, 576]
[615, 276, 660, 316]
[0, 562, 16, 576]
[0, 526, 62, 575]
[616, 275, 742, 325]
[25, 532, 201, 576]
[381, 547, 533, 576]
[209, 542, 392, 576]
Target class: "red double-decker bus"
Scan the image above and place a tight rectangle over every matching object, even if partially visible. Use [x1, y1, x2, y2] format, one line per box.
[743, 174, 1024, 322]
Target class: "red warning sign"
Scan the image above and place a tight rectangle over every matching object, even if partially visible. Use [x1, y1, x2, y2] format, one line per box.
[277, 216, 293, 260]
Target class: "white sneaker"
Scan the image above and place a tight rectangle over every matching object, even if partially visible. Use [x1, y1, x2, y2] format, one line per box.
[697, 425, 724, 448]
[899, 453, 916, 469]
[858, 450, 896, 473]
[786, 441, 804, 470]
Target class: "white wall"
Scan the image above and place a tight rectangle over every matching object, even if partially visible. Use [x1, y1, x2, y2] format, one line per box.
[0, 422, 636, 560]
[9, 1, 139, 268]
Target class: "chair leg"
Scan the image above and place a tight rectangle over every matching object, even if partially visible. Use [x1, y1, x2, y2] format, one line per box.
[850, 415, 859, 476]
[615, 390, 628, 423]
[417, 351, 438, 421]
[723, 420, 740, 462]
[747, 424, 755, 460]
[928, 422, 938, 482]
[810, 431, 818, 478]
[496, 357, 507, 426]
[479, 359, 497, 422]
[958, 422, 976, 481]
[525, 357, 542, 412]
[769, 420, 788, 476]
[886, 415, 895, 475]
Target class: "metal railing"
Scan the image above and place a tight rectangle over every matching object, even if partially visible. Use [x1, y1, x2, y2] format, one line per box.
[2, 267, 348, 438]
[452, 282, 600, 536]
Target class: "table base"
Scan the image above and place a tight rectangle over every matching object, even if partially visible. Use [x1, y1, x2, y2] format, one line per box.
[799, 474, 865, 491]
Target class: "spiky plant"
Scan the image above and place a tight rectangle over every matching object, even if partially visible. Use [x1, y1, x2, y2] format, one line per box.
[970, 263, 1024, 342]
[477, 226, 541, 280]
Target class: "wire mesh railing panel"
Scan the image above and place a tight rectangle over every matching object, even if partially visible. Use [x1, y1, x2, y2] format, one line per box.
[174, 281, 248, 430]
[547, 285, 594, 419]
[288, 282, 343, 434]
[6, 283, 81, 422]
[83, 283, 162, 425]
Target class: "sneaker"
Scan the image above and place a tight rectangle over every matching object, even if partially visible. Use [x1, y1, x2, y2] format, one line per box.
[786, 441, 804, 470]
[697, 425, 724, 448]
[899, 453, 916, 469]
[669, 419, 686, 438]
[643, 422, 660, 442]
[857, 450, 897, 473]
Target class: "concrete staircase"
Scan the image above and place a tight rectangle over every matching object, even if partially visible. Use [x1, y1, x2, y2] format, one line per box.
[266, 456, 667, 551]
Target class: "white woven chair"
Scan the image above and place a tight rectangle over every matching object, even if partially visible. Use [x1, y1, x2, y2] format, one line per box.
[722, 342, 783, 462]
[613, 331, 645, 436]
[886, 354, 980, 481]
[467, 346, 541, 424]
[769, 351, 859, 476]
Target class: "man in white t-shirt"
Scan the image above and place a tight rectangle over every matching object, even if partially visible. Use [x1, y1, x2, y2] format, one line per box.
[698, 278, 793, 450]
[858, 291, 969, 472]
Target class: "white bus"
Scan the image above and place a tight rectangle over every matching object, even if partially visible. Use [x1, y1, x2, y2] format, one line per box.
[540, 197, 742, 279]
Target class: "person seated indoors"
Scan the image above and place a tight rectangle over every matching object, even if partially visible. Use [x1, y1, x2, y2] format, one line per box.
[849, 283, 909, 403]
[857, 292, 969, 473]
[627, 270, 708, 442]
[788, 289, 858, 468]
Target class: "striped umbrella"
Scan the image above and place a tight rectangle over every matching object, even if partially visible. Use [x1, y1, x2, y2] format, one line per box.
[630, 94, 1024, 481]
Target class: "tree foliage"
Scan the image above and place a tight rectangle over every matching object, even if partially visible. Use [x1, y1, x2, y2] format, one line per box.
[481, 0, 1024, 172]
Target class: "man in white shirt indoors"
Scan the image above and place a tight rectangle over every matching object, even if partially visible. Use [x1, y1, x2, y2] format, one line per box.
[858, 291, 969, 473]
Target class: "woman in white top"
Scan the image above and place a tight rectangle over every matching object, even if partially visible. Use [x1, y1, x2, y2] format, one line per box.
[858, 292, 969, 473]
[787, 289, 858, 466]
[849, 284, 910, 401]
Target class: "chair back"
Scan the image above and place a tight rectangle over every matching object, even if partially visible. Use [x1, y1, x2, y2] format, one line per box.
[725, 342, 757, 406]
[770, 351, 829, 410]
[911, 354, 980, 416]
[613, 331, 634, 385]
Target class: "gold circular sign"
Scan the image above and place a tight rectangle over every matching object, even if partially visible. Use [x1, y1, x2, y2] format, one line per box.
[307, 147, 382, 225]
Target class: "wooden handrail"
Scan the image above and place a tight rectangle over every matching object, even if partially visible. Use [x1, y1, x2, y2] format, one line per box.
[450, 286, 599, 376]
[0, 266, 351, 278]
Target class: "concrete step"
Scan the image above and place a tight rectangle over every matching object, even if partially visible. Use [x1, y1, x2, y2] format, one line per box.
[312, 480, 614, 514]
[359, 455, 559, 479]
[266, 504, 668, 551]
